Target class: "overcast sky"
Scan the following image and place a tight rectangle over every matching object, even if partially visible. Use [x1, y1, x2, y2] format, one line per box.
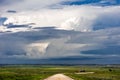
[0, 0, 120, 64]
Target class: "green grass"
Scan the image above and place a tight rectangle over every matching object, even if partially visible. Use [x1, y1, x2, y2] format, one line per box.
[0, 65, 120, 80]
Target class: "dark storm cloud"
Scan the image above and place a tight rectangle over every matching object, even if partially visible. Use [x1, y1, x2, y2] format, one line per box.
[0, 26, 120, 64]
[93, 12, 120, 30]
[0, 28, 76, 57]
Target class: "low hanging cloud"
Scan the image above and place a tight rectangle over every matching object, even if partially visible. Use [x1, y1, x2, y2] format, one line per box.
[0, 26, 120, 64]
[0, 27, 120, 59]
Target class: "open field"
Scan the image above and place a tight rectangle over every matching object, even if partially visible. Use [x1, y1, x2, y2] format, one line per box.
[0, 65, 120, 80]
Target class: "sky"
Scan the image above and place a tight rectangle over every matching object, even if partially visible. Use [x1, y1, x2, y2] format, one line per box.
[0, 0, 120, 64]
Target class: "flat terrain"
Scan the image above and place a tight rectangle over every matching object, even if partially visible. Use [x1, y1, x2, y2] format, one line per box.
[0, 65, 120, 80]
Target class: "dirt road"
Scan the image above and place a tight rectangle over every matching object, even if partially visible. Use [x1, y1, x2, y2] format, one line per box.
[44, 74, 74, 80]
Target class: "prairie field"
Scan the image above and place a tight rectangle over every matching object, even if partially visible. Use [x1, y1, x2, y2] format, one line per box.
[0, 65, 120, 80]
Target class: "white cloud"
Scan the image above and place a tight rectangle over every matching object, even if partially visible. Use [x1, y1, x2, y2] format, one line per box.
[2, 5, 120, 32]
[25, 42, 49, 58]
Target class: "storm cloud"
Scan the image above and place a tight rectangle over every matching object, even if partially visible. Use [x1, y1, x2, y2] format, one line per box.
[0, 0, 120, 64]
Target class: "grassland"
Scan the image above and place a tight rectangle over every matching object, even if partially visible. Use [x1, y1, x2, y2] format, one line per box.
[0, 65, 120, 80]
